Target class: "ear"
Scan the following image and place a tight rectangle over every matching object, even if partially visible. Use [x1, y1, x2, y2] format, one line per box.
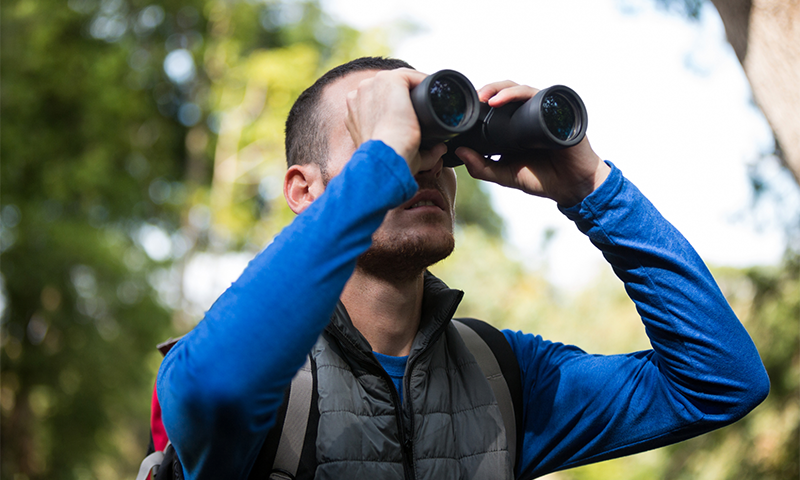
[284, 164, 326, 214]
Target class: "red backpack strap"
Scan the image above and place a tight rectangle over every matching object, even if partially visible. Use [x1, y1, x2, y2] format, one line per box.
[151, 336, 184, 452]
[151, 383, 169, 452]
[138, 386, 170, 479]
[138, 336, 186, 480]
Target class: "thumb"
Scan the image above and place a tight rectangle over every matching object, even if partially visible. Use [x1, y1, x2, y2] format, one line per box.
[456, 147, 499, 184]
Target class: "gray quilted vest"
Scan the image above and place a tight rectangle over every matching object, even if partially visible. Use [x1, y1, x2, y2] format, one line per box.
[311, 275, 514, 480]
[136, 274, 519, 480]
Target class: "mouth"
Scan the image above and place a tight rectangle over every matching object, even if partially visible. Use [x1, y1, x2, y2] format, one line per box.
[408, 200, 436, 209]
[403, 189, 447, 211]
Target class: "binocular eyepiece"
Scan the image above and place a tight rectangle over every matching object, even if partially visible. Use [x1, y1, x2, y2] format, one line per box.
[410, 70, 588, 167]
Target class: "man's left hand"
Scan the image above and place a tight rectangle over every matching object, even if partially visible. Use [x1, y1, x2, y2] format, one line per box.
[455, 81, 611, 207]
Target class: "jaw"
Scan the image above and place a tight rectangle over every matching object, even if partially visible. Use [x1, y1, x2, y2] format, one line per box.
[357, 219, 456, 284]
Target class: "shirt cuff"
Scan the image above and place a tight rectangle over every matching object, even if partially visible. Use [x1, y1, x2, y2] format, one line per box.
[558, 160, 624, 227]
[357, 140, 418, 202]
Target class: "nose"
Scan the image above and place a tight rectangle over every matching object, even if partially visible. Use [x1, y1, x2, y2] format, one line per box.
[417, 142, 447, 178]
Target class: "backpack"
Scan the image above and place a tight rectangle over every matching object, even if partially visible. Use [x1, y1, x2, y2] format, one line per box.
[137, 318, 523, 480]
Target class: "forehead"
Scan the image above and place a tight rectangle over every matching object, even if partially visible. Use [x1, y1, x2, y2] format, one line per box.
[320, 69, 381, 118]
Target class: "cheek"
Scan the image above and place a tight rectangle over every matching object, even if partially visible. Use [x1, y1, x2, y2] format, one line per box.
[444, 169, 457, 210]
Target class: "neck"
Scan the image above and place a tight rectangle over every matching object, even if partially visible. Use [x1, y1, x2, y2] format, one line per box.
[340, 268, 425, 357]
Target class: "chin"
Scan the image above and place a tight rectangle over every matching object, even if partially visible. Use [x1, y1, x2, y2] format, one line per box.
[357, 230, 455, 283]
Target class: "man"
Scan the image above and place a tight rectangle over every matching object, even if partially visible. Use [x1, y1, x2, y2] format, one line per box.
[157, 57, 769, 479]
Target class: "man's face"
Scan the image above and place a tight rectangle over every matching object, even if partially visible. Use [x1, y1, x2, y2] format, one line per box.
[321, 70, 457, 281]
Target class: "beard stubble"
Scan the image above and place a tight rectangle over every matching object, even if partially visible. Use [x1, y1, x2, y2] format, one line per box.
[356, 216, 455, 284]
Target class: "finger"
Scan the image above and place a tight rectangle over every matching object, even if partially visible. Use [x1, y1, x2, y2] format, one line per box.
[483, 84, 540, 108]
[344, 88, 368, 147]
[373, 68, 429, 91]
[477, 80, 520, 102]
[396, 68, 430, 89]
[455, 147, 502, 184]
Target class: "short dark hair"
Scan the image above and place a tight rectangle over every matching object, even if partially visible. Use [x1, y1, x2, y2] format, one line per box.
[284, 57, 414, 175]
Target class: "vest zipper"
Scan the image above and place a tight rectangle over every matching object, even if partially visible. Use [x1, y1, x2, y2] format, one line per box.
[402, 355, 419, 480]
[400, 294, 462, 480]
[363, 355, 415, 480]
[386, 367, 415, 480]
[327, 328, 416, 480]
[327, 289, 461, 480]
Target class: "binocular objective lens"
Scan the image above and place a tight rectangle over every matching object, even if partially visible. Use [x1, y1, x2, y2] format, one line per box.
[429, 78, 467, 128]
[541, 93, 576, 141]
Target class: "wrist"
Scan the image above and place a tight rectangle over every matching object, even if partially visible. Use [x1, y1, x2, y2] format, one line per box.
[372, 124, 420, 163]
[555, 160, 611, 207]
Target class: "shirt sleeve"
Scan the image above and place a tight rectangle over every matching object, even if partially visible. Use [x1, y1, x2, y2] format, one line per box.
[156, 141, 418, 480]
[504, 162, 770, 479]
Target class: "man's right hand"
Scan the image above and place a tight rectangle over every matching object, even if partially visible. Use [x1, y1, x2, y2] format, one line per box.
[344, 68, 431, 174]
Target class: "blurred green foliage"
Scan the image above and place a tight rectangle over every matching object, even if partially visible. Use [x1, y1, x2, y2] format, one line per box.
[2, 0, 194, 476]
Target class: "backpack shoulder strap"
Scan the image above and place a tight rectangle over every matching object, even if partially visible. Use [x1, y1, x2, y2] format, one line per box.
[272, 354, 314, 477]
[136, 443, 167, 480]
[452, 318, 523, 471]
[249, 352, 318, 480]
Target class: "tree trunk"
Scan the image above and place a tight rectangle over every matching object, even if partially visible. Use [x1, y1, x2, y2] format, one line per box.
[709, 0, 800, 186]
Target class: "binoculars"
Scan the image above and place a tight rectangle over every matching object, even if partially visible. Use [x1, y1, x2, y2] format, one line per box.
[410, 70, 588, 167]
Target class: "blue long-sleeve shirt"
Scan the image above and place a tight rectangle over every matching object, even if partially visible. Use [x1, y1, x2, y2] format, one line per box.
[157, 140, 769, 479]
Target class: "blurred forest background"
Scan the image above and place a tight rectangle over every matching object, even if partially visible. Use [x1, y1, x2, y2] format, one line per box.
[1, 0, 797, 479]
